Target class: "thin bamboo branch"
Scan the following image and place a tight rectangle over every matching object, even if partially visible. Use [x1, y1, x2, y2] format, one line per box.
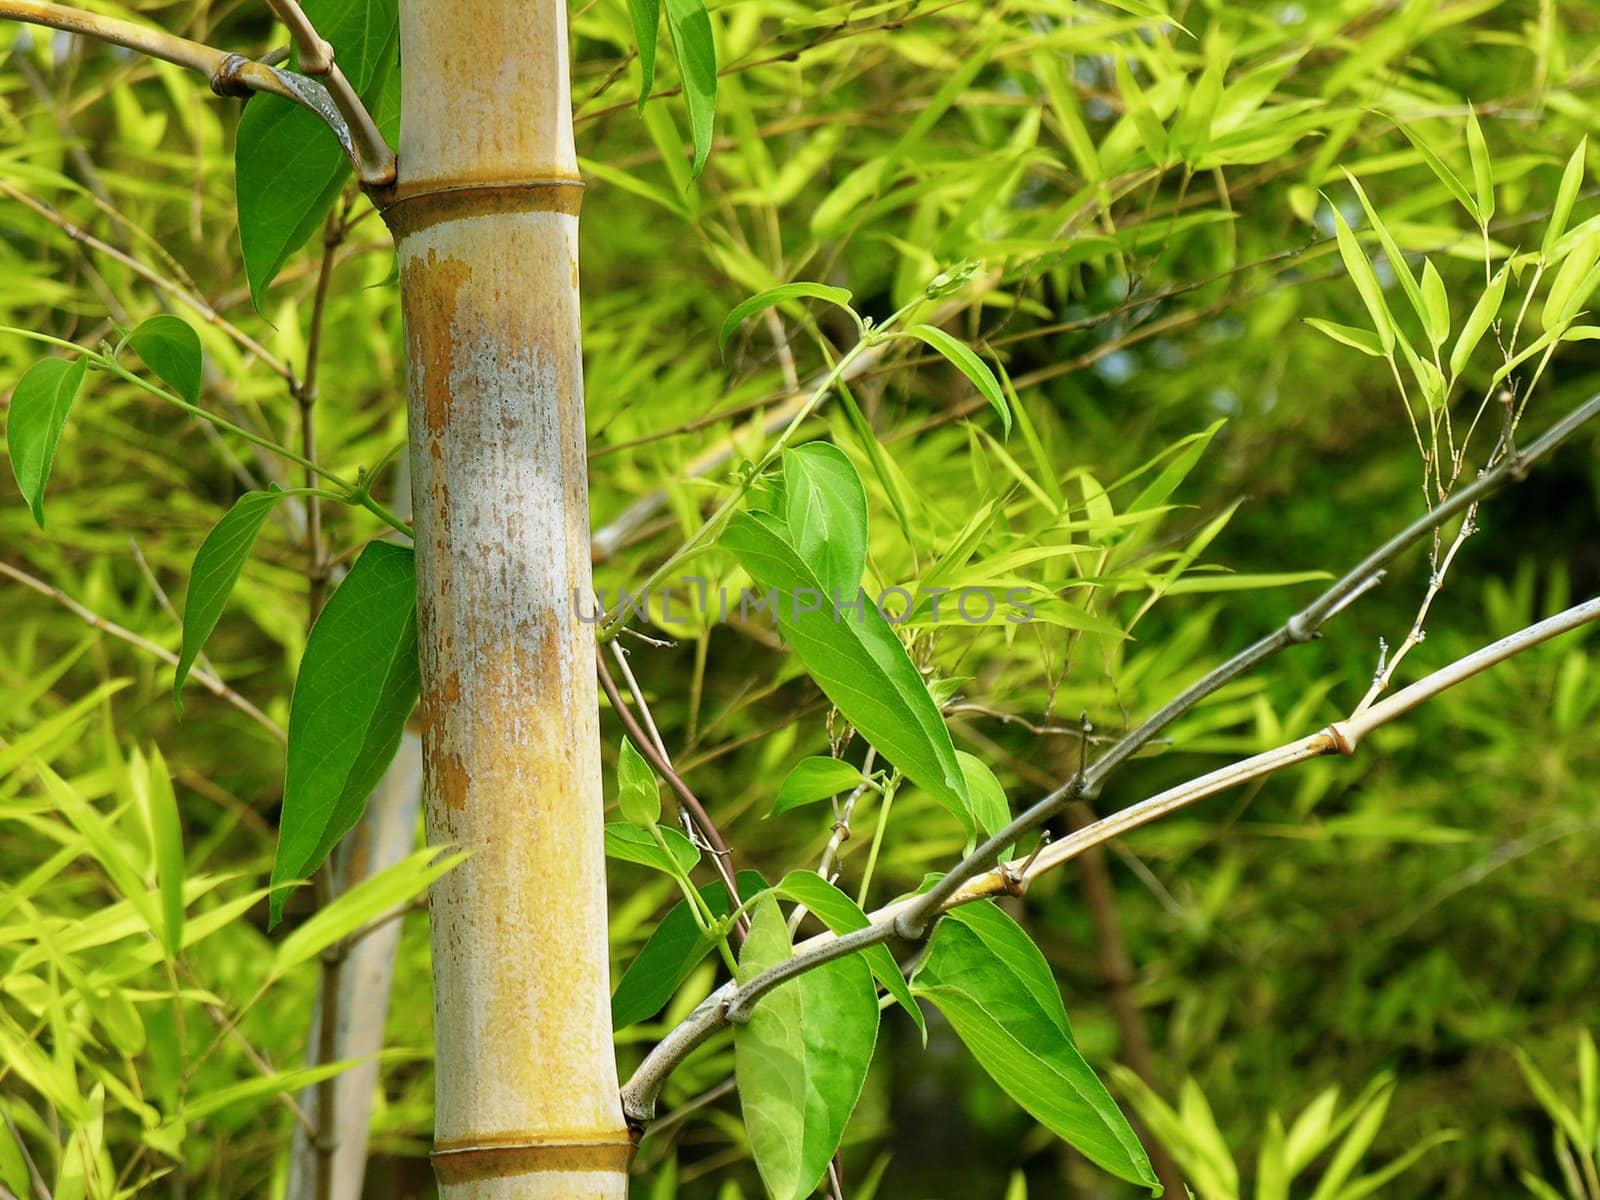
[621, 593, 1600, 1121]
[0, 559, 284, 741]
[0, 0, 393, 185]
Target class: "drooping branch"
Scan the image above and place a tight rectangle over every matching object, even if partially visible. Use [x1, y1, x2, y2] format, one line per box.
[621, 591, 1600, 1122]
[0, 0, 394, 186]
[618, 390, 1600, 1122]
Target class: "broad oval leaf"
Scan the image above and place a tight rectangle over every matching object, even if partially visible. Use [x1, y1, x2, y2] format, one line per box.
[782, 442, 867, 600]
[910, 903, 1157, 1189]
[236, 0, 397, 306]
[720, 511, 974, 835]
[175, 488, 283, 709]
[612, 871, 766, 1029]
[127, 315, 202, 403]
[270, 541, 420, 926]
[720, 282, 854, 348]
[905, 323, 1011, 435]
[663, 0, 716, 179]
[955, 751, 1011, 844]
[771, 756, 867, 816]
[773, 869, 924, 1040]
[604, 822, 701, 877]
[735, 895, 879, 1200]
[6, 356, 87, 528]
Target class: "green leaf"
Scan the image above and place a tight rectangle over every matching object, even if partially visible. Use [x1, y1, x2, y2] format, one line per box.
[1305, 318, 1385, 358]
[604, 822, 701, 876]
[1342, 172, 1425, 330]
[1449, 265, 1508, 376]
[905, 324, 1011, 435]
[1542, 138, 1587, 262]
[663, 0, 716, 179]
[783, 443, 867, 600]
[773, 869, 924, 1040]
[612, 872, 765, 1029]
[911, 903, 1156, 1189]
[6, 356, 87, 528]
[1466, 107, 1495, 224]
[1329, 205, 1396, 354]
[1542, 230, 1600, 331]
[235, 0, 397, 306]
[721, 512, 973, 836]
[720, 283, 854, 348]
[627, 0, 662, 105]
[772, 756, 867, 816]
[1397, 123, 1480, 222]
[617, 736, 662, 828]
[1420, 259, 1450, 349]
[735, 895, 879, 1200]
[273, 846, 460, 975]
[270, 541, 420, 926]
[142, 748, 186, 960]
[955, 752, 1011, 844]
[175, 488, 283, 709]
[127, 315, 202, 403]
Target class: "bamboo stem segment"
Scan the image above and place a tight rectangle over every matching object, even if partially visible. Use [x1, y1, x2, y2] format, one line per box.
[388, 0, 629, 1194]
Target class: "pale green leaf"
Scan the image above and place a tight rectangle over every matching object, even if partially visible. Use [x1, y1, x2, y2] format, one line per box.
[771, 756, 867, 816]
[906, 324, 1011, 435]
[720, 283, 854, 348]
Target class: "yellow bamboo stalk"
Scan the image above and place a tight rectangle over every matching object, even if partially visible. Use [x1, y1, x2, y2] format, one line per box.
[384, 1, 630, 1195]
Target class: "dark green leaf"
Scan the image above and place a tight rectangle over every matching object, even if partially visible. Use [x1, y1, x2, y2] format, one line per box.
[774, 869, 924, 1040]
[905, 324, 1010, 435]
[663, 0, 716, 179]
[127, 315, 202, 403]
[617, 736, 661, 827]
[911, 904, 1156, 1189]
[772, 756, 867, 816]
[719, 283, 854, 348]
[612, 872, 765, 1029]
[175, 488, 283, 709]
[627, 0, 662, 105]
[783, 443, 867, 600]
[6, 356, 87, 528]
[604, 822, 700, 876]
[721, 512, 973, 835]
[270, 541, 419, 926]
[735, 896, 879, 1200]
[236, 0, 397, 306]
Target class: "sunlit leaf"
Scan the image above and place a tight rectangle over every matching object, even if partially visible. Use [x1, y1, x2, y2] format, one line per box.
[6, 356, 87, 528]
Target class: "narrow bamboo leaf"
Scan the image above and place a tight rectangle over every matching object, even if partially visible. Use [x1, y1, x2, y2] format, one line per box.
[1542, 138, 1587, 262]
[1466, 108, 1495, 224]
[771, 756, 867, 816]
[1305, 318, 1385, 357]
[1256, 1114, 1290, 1200]
[1397, 124, 1480, 222]
[1114, 55, 1167, 168]
[1305, 1083, 1392, 1200]
[6, 356, 87, 528]
[1420, 259, 1450, 349]
[735, 895, 879, 1200]
[1329, 206, 1396, 353]
[175, 488, 283, 709]
[773, 869, 924, 1039]
[627, 0, 662, 105]
[1448, 265, 1508, 376]
[270, 541, 420, 926]
[0, 1113, 27, 1199]
[720, 283, 854, 348]
[783, 443, 867, 600]
[721, 513, 973, 835]
[906, 324, 1011, 435]
[617, 736, 662, 827]
[910, 903, 1156, 1189]
[663, 0, 716, 178]
[1542, 230, 1600, 330]
[126, 315, 202, 403]
[1127, 420, 1224, 513]
[1342, 172, 1425, 326]
[612, 872, 765, 1029]
[273, 846, 460, 975]
[1514, 1047, 1586, 1146]
[1581, 1030, 1598, 1146]
[236, 0, 397, 306]
[143, 748, 186, 960]
[605, 822, 701, 876]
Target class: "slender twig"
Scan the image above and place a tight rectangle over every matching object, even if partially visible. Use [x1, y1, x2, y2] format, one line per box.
[0, 560, 284, 740]
[620, 594, 1600, 1121]
[596, 647, 746, 932]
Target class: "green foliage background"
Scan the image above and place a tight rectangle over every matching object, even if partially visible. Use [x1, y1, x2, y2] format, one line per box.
[1, 0, 1599, 1196]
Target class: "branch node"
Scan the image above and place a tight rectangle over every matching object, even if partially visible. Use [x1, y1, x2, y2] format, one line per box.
[1324, 721, 1358, 756]
[209, 53, 253, 98]
[893, 911, 929, 942]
